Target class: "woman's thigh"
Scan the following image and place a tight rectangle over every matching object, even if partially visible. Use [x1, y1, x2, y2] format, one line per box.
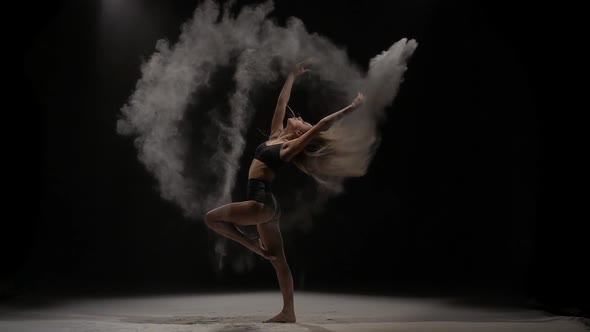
[207, 200, 275, 226]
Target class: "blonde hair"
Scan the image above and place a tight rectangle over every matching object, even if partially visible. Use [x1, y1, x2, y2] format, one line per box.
[284, 105, 377, 194]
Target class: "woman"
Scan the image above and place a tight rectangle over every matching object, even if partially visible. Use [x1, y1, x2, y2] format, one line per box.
[204, 61, 365, 323]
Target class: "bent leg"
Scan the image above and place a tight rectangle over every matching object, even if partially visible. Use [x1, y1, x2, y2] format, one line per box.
[205, 201, 276, 259]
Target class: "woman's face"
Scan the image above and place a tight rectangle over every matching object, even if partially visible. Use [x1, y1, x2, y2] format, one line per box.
[288, 116, 312, 136]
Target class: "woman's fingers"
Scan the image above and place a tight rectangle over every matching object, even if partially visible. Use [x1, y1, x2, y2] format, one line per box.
[298, 57, 313, 67]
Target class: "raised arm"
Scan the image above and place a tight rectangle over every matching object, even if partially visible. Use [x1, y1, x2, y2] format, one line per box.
[283, 93, 365, 161]
[319, 93, 365, 129]
[269, 62, 310, 138]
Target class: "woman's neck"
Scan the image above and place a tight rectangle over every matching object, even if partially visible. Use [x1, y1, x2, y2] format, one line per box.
[275, 131, 297, 142]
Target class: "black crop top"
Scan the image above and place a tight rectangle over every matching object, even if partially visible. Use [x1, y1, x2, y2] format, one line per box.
[254, 141, 287, 174]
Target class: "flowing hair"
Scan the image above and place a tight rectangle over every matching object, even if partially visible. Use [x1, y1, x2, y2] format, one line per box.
[265, 104, 377, 194]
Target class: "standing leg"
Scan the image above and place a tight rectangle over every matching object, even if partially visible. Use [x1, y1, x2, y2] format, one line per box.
[257, 219, 296, 323]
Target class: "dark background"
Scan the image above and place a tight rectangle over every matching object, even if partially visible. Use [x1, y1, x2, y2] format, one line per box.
[5, 0, 587, 317]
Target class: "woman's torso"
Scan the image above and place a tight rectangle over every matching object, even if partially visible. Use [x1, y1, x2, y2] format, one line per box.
[248, 138, 289, 181]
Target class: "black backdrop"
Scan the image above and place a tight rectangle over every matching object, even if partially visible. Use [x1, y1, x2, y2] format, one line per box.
[5, 0, 587, 316]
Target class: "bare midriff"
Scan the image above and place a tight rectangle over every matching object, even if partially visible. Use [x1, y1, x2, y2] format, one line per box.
[247, 159, 276, 181]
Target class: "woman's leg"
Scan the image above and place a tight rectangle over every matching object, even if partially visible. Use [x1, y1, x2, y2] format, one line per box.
[205, 201, 276, 259]
[257, 219, 296, 323]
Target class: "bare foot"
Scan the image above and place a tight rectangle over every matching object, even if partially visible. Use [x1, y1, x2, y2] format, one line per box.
[248, 239, 276, 260]
[263, 310, 296, 323]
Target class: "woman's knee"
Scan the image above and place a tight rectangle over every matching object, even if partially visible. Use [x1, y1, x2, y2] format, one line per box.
[270, 254, 288, 269]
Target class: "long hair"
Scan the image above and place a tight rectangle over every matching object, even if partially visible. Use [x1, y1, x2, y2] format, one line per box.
[283, 105, 377, 194]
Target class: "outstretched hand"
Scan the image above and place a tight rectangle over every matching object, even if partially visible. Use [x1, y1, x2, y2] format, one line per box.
[351, 92, 365, 109]
[250, 238, 276, 260]
[291, 59, 312, 77]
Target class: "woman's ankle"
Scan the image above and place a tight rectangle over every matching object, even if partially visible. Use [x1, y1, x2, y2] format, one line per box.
[282, 306, 295, 314]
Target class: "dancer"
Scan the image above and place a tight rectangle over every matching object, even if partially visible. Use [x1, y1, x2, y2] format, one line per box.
[205, 61, 365, 323]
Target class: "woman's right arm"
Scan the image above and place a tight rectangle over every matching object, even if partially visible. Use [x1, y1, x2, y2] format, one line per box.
[283, 93, 364, 160]
[269, 62, 310, 138]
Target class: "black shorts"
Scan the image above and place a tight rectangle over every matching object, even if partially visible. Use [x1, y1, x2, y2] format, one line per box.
[234, 178, 281, 240]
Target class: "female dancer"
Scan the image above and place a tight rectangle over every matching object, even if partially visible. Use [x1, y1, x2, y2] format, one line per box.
[205, 61, 365, 323]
